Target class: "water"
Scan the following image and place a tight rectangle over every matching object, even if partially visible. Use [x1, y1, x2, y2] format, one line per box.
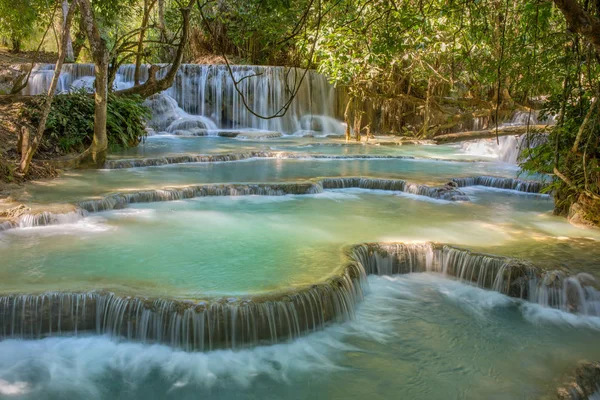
[1, 188, 596, 297]
[4, 65, 599, 398]
[23, 64, 343, 135]
[20, 141, 525, 203]
[109, 135, 482, 160]
[0, 275, 599, 399]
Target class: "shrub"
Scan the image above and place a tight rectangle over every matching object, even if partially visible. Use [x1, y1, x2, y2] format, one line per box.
[22, 90, 150, 153]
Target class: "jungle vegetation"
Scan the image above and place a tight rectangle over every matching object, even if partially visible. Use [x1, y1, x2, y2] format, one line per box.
[0, 0, 598, 222]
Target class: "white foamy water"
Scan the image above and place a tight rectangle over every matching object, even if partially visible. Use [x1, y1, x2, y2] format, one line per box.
[0, 274, 598, 399]
[460, 135, 522, 163]
[2, 216, 112, 237]
[23, 64, 345, 135]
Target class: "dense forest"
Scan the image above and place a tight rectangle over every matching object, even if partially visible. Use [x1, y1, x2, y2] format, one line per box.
[0, 0, 599, 225]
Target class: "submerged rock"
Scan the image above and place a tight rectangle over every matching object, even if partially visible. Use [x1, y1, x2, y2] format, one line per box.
[0, 204, 30, 219]
[555, 361, 600, 400]
[236, 131, 282, 139]
[215, 130, 283, 139]
[172, 128, 208, 136]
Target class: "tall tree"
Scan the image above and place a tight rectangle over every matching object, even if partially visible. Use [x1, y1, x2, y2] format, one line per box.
[553, 0, 600, 53]
[77, 0, 110, 165]
[61, 0, 75, 62]
[19, 0, 76, 174]
[116, 0, 195, 98]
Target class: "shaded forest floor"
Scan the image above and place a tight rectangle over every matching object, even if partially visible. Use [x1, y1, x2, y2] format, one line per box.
[0, 48, 60, 190]
[0, 47, 57, 66]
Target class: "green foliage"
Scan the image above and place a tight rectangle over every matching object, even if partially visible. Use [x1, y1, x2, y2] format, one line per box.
[521, 92, 600, 213]
[22, 90, 149, 153]
[0, 0, 39, 51]
[0, 153, 15, 183]
[195, 0, 312, 65]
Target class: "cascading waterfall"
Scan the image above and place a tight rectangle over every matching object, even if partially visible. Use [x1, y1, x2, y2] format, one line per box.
[102, 152, 446, 169]
[319, 177, 470, 201]
[461, 135, 523, 163]
[2, 175, 554, 234]
[351, 243, 535, 298]
[460, 110, 552, 163]
[0, 261, 365, 351]
[451, 176, 545, 193]
[104, 151, 282, 169]
[76, 182, 323, 212]
[320, 177, 406, 191]
[528, 271, 600, 316]
[0, 178, 470, 234]
[504, 110, 539, 127]
[16, 210, 88, 228]
[75, 178, 469, 214]
[0, 210, 88, 231]
[0, 242, 597, 351]
[352, 243, 600, 314]
[22, 63, 344, 135]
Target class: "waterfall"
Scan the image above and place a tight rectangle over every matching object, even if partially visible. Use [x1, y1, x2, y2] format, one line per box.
[0, 261, 365, 351]
[460, 135, 523, 163]
[16, 210, 88, 228]
[320, 177, 406, 191]
[504, 110, 539, 127]
[4, 175, 554, 235]
[461, 110, 552, 163]
[1, 242, 596, 351]
[450, 176, 544, 193]
[352, 243, 600, 314]
[22, 63, 344, 135]
[103, 153, 430, 169]
[319, 177, 470, 201]
[351, 243, 535, 298]
[76, 182, 324, 212]
[460, 133, 550, 164]
[0, 242, 597, 351]
[0, 210, 88, 231]
[1, 178, 470, 235]
[104, 151, 280, 169]
[528, 271, 600, 316]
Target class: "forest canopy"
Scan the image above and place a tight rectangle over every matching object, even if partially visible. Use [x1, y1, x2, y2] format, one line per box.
[0, 0, 599, 224]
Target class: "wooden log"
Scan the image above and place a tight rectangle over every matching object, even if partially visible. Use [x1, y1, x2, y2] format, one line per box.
[433, 125, 550, 144]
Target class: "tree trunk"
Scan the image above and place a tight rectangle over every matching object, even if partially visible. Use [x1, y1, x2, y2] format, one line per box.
[571, 96, 599, 154]
[157, 0, 172, 60]
[10, 35, 21, 53]
[90, 58, 109, 164]
[433, 124, 549, 144]
[62, 0, 75, 62]
[72, 17, 86, 60]
[134, 0, 157, 85]
[422, 76, 434, 138]
[344, 96, 353, 142]
[354, 112, 362, 142]
[19, 1, 76, 175]
[553, 0, 600, 53]
[78, 0, 110, 166]
[116, 0, 195, 98]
